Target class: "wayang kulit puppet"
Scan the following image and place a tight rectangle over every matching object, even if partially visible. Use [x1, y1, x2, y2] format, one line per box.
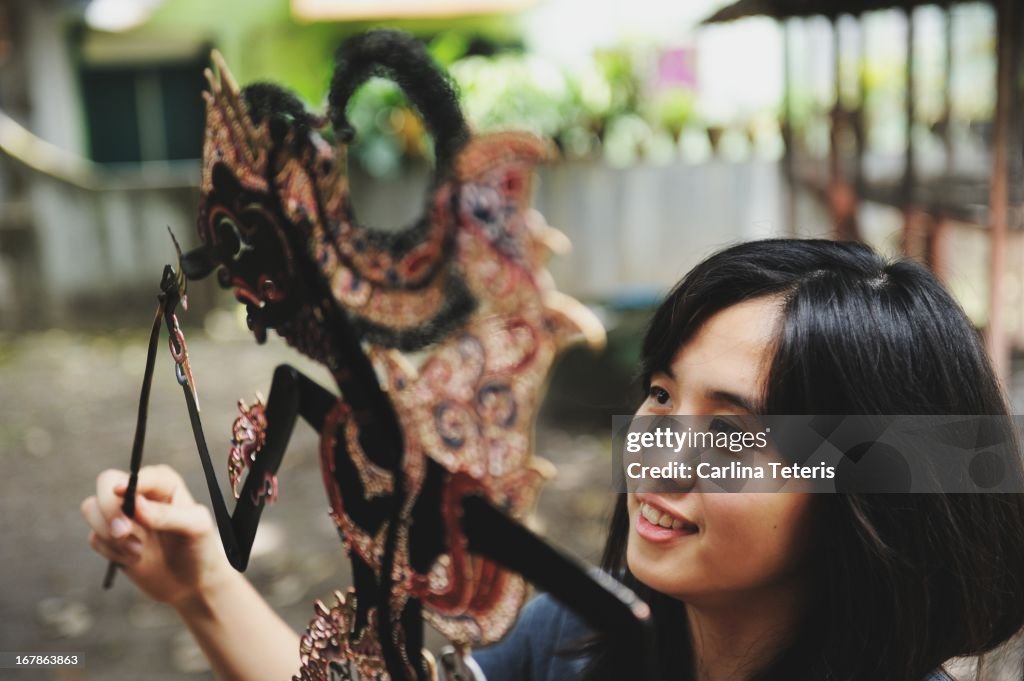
[107, 30, 654, 681]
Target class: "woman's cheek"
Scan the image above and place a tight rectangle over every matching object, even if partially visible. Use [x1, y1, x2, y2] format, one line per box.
[702, 493, 813, 587]
[625, 493, 814, 601]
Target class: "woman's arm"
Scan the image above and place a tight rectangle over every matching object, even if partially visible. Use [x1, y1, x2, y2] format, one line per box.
[82, 465, 301, 681]
[172, 565, 301, 681]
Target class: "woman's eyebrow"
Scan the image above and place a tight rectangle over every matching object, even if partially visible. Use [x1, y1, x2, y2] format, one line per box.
[645, 367, 672, 385]
[705, 389, 761, 414]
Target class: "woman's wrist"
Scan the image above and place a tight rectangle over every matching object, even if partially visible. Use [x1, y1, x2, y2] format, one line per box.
[169, 558, 241, 617]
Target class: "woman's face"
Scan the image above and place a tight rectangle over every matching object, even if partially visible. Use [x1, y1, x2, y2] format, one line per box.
[626, 297, 816, 606]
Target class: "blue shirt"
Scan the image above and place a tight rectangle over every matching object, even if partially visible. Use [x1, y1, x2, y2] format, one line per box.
[471, 593, 955, 681]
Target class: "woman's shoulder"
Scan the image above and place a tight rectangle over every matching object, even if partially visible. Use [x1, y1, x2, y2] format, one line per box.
[470, 593, 590, 681]
[923, 669, 955, 681]
[472, 594, 959, 681]
[517, 592, 588, 634]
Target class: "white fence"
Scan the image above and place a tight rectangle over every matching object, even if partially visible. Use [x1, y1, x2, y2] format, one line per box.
[0, 157, 808, 327]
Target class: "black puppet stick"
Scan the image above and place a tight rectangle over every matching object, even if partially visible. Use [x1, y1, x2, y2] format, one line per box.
[103, 229, 194, 588]
[102, 300, 164, 588]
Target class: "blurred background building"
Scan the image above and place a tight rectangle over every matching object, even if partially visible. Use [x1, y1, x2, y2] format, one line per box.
[1, 1, 1023, 679]
[0, 0, 791, 331]
[3, 1, 1022, 377]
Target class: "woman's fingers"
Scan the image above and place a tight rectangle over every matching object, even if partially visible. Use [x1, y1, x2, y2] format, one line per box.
[92, 464, 196, 542]
[86, 463, 209, 560]
[88, 530, 143, 566]
[80, 496, 115, 540]
[95, 468, 141, 542]
[111, 464, 189, 504]
[132, 494, 212, 537]
[81, 494, 138, 541]
[82, 495, 146, 565]
[94, 469, 146, 539]
[95, 469, 130, 519]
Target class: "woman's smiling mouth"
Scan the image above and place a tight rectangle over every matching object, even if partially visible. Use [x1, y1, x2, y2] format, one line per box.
[635, 496, 699, 543]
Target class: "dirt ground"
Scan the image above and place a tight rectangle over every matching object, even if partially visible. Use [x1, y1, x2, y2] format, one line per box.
[0, 322, 613, 681]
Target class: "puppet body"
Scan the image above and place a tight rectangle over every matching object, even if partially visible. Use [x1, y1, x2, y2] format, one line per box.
[191, 33, 605, 681]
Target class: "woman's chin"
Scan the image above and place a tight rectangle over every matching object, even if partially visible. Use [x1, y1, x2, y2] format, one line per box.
[626, 535, 700, 599]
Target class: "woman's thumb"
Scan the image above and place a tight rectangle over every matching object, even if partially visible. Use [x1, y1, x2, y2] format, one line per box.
[133, 495, 212, 536]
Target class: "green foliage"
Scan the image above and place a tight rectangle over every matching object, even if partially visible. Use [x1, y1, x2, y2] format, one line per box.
[107, 1, 716, 173]
[648, 89, 696, 140]
[346, 79, 428, 178]
[345, 37, 705, 176]
[450, 54, 574, 138]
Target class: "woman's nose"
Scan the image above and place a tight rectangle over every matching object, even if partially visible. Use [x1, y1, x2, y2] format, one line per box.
[633, 440, 700, 495]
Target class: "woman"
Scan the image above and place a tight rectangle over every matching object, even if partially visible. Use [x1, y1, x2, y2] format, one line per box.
[473, 239, 1024, 681]
[82, 239, 1024, 681]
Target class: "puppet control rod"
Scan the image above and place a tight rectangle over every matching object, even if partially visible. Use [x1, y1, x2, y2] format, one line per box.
[104, 229, 272, 587]
[103, 228, 211, 588]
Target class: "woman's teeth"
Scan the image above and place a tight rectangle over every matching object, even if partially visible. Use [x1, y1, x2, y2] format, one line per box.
[639, 502, 693, 531]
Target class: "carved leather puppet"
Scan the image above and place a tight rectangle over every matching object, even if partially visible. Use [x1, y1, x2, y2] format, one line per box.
[111, 30, 653, 681]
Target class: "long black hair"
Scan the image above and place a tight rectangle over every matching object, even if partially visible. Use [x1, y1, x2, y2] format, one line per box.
[582, 238, 1024, 681]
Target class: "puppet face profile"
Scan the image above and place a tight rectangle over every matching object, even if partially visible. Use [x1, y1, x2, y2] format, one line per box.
[201, 164, 300, 343]
[196, 52, 327, 345]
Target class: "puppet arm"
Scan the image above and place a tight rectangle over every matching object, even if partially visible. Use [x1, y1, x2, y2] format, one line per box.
[461, 494, 656, 681]
[201, 364, 336, 572]
[169, 365, 334, 680]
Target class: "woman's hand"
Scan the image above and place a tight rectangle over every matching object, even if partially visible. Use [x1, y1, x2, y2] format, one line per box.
[81, 464, 232, 608]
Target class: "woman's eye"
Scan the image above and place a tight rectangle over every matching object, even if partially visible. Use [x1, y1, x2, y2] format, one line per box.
[648, 386, 671, 406]
[709, 417, 764, 456]
[710, 417, 740, 435]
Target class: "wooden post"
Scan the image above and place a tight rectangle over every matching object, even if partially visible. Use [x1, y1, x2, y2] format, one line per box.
[901, 7, 916, 257]
[855, 14, 867, 199]
[830, 15, 842, 188]
[829, 17, 842, 238]
[782, 19, 797, 236]
[986, 0, 1013, 386]
[829, 15, 859, 242]
[926, 217, 951, 284]
[943, 3, 955, 174]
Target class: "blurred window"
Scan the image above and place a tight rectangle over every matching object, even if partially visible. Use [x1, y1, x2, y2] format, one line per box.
[80, 56, 205, 164]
